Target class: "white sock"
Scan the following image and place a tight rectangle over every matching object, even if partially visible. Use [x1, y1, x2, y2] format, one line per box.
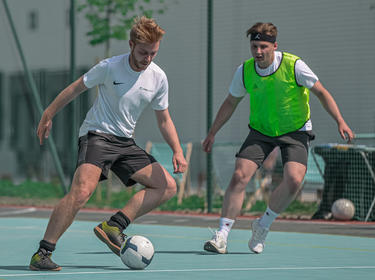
[259, 207, 279, 229]
[218, 217, 235, 240]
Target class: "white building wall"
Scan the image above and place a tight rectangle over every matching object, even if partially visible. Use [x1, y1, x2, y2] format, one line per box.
[0, 0, 374, 182]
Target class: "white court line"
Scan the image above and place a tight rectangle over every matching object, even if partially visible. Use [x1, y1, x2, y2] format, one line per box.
[0, 207, 36, 216]
[1, 266, 375, 277]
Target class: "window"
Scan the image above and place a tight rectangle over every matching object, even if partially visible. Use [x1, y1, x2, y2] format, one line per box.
[28, 10, 38, 31]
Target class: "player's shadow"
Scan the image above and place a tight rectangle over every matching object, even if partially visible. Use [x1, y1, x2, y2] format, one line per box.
[0, 266, 30, 271]
[76, 251, 113, 255]
[0, 265, 124, 271]
[155, 250, 252, 255]
[64, 265, 125, 271]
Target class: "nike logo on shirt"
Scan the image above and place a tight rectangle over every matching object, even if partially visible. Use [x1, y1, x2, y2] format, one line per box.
[113, 81, 124, 85]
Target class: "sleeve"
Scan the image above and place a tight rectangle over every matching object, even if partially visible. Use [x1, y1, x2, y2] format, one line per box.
[295, 60, 319, 89]
[151, 73, 169, 110]
[229, 65, 247, 98]
[83, 60, 109, 88]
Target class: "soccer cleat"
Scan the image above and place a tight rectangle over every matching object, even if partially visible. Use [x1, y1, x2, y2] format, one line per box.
[29, 248, 61, 271]
[248, 218, 269, 254]
[203, 230, 228, 254]
[94, 221, 126, 256]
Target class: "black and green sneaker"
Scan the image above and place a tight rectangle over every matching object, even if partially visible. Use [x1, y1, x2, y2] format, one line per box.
[29, 248, 61, 271]
[94, 221, 126, 256]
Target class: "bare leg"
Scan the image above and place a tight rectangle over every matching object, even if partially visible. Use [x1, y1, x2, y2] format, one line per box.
[93, 162, 177, 256]
[268, 161, 306, 213]
[43, 164, 101, 243]
[221, 158, 258, 220]
[121, 162, 177, 221]
[262, 147, 279, 172]
[249, 162, 307, 254]
[203, 158, 258, 254]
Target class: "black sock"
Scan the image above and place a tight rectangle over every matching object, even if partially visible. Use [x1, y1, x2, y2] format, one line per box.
[107, 211, 131, 232]
[39, 239, 56, 253]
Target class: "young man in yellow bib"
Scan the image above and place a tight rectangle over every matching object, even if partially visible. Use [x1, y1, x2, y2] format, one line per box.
[203, 22, 354, 254]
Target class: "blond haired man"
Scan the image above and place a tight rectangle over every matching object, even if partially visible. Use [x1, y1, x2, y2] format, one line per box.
[29, 16, 187, 271]
[203, 22, 354, 254]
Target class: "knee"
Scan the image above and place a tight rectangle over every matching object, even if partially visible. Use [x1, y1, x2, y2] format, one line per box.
[231, 169, 251, 190]
[285, 175, 304, 195]
[70, 181, 94, 207]
[164, 178, 177, 199]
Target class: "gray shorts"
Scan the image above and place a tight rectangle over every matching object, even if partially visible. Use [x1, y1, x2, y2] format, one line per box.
[236, 129, 315, 167]
[77, 131, 156, 186]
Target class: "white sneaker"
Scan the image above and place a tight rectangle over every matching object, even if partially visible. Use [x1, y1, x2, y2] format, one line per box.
[204, 230, 228, 254]
[248, 219, 269, 254]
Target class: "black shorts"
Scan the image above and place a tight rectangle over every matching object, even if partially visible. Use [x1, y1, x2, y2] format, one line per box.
[77, 131, 157, 186]
[236, 129, 315, 167]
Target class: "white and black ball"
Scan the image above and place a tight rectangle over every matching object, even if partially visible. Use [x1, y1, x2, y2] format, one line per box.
[120, 235, 154, 270]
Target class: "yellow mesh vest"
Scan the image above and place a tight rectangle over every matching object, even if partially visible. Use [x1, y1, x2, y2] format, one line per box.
[243, 52, 310, 137]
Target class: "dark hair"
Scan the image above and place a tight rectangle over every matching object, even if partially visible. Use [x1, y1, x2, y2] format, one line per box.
[246, 22, 277, 38]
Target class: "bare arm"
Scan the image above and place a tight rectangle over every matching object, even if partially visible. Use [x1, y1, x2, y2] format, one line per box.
[37, 76, 88, 145]
[155, 109, 187, 173]
[202, 94, 243, 152]
[310, 80, 354, 143]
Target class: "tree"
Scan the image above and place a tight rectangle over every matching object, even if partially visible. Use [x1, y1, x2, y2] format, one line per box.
[78, 0, 166, 57]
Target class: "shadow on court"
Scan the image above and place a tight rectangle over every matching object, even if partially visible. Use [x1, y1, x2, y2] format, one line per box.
[155, 250, 252, 255]
[1, 208, 375, 279]
[0, 265, 124, 271]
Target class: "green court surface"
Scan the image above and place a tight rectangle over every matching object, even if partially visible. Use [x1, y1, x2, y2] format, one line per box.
[1, 217, 375, 280]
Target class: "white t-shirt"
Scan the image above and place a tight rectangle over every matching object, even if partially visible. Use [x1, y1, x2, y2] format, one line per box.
[229, 51, 318, 131]
[79, 53, 169, 138]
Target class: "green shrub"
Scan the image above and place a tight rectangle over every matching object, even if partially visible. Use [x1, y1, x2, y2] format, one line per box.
[0, 179, 318, 215]
[0, 179, 64, 199]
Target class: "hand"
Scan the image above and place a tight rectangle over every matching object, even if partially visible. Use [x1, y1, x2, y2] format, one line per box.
[37, 111, 53, 145]
[172, 152, 187, 174]
[202, 134, 215, 153]
[338, 121, 355, 143]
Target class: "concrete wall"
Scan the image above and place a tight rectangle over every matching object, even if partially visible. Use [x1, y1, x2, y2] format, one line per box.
[1, 0, 374, 185]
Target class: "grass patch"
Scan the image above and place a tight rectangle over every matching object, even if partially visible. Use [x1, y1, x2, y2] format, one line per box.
[0, 179, 64, 199]
[242, 199, 318, 215]
[0, 179, 318, 216]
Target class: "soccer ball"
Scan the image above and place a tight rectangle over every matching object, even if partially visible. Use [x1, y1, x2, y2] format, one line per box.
[331, 198, 355, 221]
[120, 235, 154, 270]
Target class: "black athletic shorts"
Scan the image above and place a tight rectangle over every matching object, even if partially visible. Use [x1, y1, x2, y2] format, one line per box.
[236, 128, 315, 167]
[77, 131, 157, 186]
